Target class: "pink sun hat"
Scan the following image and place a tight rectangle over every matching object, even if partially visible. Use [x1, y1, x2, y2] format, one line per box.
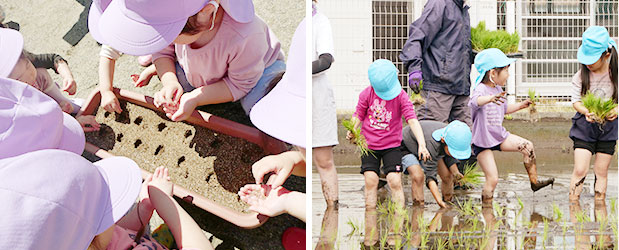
[88, 0, 255, 56]
[250, 18, 306, 148]
[0, 77, 85, 159]
[0, 27, 23, 77]
[0, 149, 142, 249]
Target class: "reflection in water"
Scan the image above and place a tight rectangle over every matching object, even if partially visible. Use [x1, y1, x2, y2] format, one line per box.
[315, 207, 338, 250]
[570, 200, 615, 250]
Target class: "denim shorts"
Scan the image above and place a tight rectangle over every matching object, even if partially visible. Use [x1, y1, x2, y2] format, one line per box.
[175, 60, 286, 115]
[401, 153, 420, 175]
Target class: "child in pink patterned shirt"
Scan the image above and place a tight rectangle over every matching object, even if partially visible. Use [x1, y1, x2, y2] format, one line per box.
[348, 59, 430, 209]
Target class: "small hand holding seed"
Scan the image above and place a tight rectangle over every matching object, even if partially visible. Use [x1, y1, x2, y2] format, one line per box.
[75, 115, 101, 132]
[238, 184, 291, 217]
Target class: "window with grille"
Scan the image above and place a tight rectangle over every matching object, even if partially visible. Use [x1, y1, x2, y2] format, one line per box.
[372, 0, 414, 92]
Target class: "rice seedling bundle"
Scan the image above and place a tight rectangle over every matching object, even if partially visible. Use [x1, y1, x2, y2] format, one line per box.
[528, 89, 540, 122]
[581, 92, 618, 124]
[471, 22, 520, 54]
[459, 162, 484, 187]
[342, 117, 373, 157]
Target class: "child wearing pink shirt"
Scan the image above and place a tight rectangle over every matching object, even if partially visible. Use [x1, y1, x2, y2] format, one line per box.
[348, 59, 430, 208]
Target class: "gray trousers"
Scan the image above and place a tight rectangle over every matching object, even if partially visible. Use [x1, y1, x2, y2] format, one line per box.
[417, 90, 472, 127]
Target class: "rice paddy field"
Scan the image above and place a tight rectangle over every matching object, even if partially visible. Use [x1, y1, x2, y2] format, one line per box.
[313, 118, 618, 249]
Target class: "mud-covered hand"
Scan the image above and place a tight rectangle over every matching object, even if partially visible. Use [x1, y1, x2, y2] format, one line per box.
[408, 70, 422, 94]
[251, 153, 295, 188]
[167, 92, 197, 122]
[490, 92, 507, 105]
[238, 184, 291, 217]
[417, 144, 431, 162]
[101, 90, 122, 113]
[75, 115, 101, 132]
[520, 99, 533, 109]
[346, 130, 356, 144]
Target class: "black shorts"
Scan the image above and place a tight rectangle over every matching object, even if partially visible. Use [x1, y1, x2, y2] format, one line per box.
[572, 138, 616, 155]
[360, 146, 403, 175]
[472, 144, 502, 156]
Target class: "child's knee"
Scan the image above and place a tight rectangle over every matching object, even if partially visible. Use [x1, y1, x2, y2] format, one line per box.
[486, 175, 499, 188]
[518, 140, 536, 157]
[315, 156, 334, 169]
[365, 173, 379, 189]
[386, 173, 402, 190]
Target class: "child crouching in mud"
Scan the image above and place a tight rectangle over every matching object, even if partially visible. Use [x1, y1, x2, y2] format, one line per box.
[470, 48, 554, 204]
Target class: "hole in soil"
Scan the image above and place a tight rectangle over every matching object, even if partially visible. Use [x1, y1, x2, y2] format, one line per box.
[104, 112, 111, 118]
[154, 145, 164, 155]
[184, 169, 189, 178]
[206, 173, 212, 182]
[115, 110, 130, 124]
[177, 156, 185, 166]
[184, 130, 192, 138]
[116, 133, 123, 142]
[158, 123, 167, 132]
[134, 116, 143, 125]
[209, 139, 222, 149]
[134, 139, 142, 148]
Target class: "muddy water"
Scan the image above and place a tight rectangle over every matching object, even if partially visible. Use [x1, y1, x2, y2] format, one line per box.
[313, 119, 618, 249]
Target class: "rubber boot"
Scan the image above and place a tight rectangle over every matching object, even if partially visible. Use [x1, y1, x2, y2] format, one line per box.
[530, 177, 555, 192]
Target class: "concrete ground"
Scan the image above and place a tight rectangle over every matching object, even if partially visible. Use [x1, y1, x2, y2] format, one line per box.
[2, 0, 304, 249]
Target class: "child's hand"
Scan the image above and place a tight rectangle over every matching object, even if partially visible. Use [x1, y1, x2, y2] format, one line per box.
[346, 130, 356, 143]
[154, 82, 183, 108]
[148, 167, 173, 197]
[75, 115, 101, 132]
[606, 107, 617, 121]
[238, 184, 291, 217]
[60, 100, 74, 114]
[101, 90, 122, 113]
[133, 65, 157, 88]
[62, 76, 77, 95]
[437, 200, 448, 208]
[490, 92, 506, 105]
[585, 112, 596, 123]
[252, 153, 295, 188]
[167, 92, 197, 122]
[520, 99, 533, 109]
[417, 145, 431, 162]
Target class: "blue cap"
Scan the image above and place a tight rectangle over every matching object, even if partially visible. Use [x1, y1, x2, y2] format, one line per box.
[577, 26, 617, 65]
[432, 120, 472, 160]
[473, 48, 516, 89]
[368, 59, 402, 101]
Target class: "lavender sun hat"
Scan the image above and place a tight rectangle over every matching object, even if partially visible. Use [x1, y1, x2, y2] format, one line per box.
[0, 77, 85, 159]
[250, 18, 306, 148]
[0, 149, 142, 250]
[0, 27, 23, 78]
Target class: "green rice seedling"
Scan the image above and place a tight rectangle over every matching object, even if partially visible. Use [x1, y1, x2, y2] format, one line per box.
[459, 162, 484, 187]
[517, 196, 524, 210]
[417, 214, 430, 249]
[542, 219, 549, 248]
[596, 215, 609, 249]
[409, 81, 425, 106]
[552, 203, 563, 221]
[379, 230, 388, 249]
[504, 114, 513, 120]
[436, 238, 448, 250]
[448, 225, 456, 249]
[581, 92, 618, 124]
[347, 218, 362, 236]
[575, 210, 591, 223]
[342, 117, 374, 157]
[471, 21, 520, 54]
[610, 198, 617, 215]
[561, 220, 568, 249]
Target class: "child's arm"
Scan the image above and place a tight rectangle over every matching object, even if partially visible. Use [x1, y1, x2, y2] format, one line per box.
[573, 101, 596, 122]
[284, 191, 306, 222]
[448, 162, 463, 180]
[476, 91, 506, 107]
[427, 180, 447, 208]
[167, 82, 234, 121]
[407, 118, 430, 162]
[153, 45, 184, 107]
[55, 60, 76, 95]
[506, 100, 532, 114]
[98, 55, 122, 113]
[149, 167, 213, 250]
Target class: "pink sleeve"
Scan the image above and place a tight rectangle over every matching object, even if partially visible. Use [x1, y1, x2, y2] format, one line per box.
[222, 33, 268, 101]
[399, 90, 417, 120]
[152, 43, 176, 62]
[354, 88, 370, 121]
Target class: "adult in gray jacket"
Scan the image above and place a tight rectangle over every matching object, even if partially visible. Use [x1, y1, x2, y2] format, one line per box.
[399, 0, 473, 126]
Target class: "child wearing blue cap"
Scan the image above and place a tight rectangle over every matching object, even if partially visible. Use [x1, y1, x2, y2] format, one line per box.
[568, 26, 617, 201]
[348, 59, 430, 208]
[470, 48, 554, 203]
[401, 120, 472, 208]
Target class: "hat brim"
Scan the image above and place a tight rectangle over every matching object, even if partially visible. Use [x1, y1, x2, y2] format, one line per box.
[431, 127, 444, 142]
[577, 46, 603, 65]
[92, 156, 142, 234]
[220, 0, 255, 23]
[87, 0, 105, 44]
[375, 78, 402, 101]
[447, 144, 471, 160]
[250, 81, 305, 148]
[0, 28, 23, 78]
[57, 113, 85, 155]
[95, 0, 187, 56]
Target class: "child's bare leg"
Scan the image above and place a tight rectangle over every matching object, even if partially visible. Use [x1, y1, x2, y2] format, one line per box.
[364, 207, 378, 246]
[148, 167, 213, 250]
[477, 149, 498, 203]
[386, 172, 404, 207]
[364, 171, 380, 209]
[437, 159, 453, 202]
[407, 165, 425, 205]
[313, 146, 339, 207]
[500, 134, 554, 191]
[592, 153, 612, 200]
[569, 149, 593, 201]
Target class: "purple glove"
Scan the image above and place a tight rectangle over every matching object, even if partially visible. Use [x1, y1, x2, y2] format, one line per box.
[408, 70, 422, 94]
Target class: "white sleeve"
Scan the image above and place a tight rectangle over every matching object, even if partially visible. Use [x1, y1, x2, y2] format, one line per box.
[314, 13, 335, 57]
[99, 44, 122, 60]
